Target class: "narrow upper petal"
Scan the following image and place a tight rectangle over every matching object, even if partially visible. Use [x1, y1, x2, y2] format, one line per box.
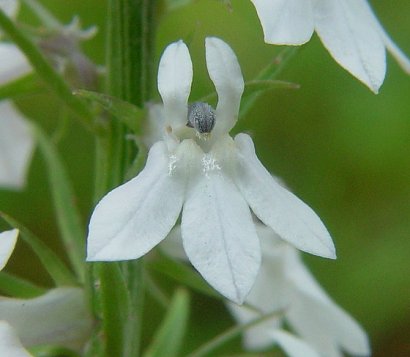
[0, 101, 35, 190]
[0, 288, 93, 351]
[0, 229, 18, 271]
[87, 141, 187, 261]
[157, 40, 192, 131]
[0, 44, 31, 86]
[250, 0, 314, 45]
[233, 133, 336, 259]
[205, 37, 244, 138]
[314, 0, 386, 93]
[0, 321, 32, 357]
[181, 139, 260, 303]
[269, 329, 320, 357]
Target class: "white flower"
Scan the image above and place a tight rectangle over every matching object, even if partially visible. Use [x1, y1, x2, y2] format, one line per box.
[0, 287, 93, 352]
[87, 37, 335, 304]
[0, 0, 32, 86]
[0, 101, 35, 189]
[228, 223, 370, 357]
[251, 0, 410, 93]
[0, 229, 18, 270]
[0, 321, 32, 357]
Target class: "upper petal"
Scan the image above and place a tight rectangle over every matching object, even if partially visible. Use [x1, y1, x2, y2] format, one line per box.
[0, 101, 35, 190]
[0, 287, 93, 351]
[181, 143, 260, 304]
[0, 321, 32, 357]
[87, 141, 186, 261]
[250, 0, 314, 45]
[157, 40, 192, 131]
[233, 133, 336, 259]
[0, 229, 18, 271]
[205, 37, 244, 137]
[314, 0, 386, 93]
[0, 44, 31, 86]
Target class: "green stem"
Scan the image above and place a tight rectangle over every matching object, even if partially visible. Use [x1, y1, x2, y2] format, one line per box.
[94, 1, 159, 356]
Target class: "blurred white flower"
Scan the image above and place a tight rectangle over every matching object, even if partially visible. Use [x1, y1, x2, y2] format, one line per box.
[0, 229, 18, 270]
[0, 0, 32, 86]
[0, 287, 93, 352]
[0, 321, 32, 357]
[228, 223, 370, 357]
[0, 101, 35, 189]
[251, 0, 410, 93]
[87, 37, 335, 304]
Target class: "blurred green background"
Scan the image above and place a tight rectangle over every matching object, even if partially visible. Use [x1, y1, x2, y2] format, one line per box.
[1, 0, 409, 356]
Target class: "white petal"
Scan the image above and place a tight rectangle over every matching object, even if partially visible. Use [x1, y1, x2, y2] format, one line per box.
[181, 147, 260, 303]
[0, 229, 18, 271]
[87, 140, 186, 261]
[0, 321, 32, 357]
[250, 0, 314, 45]
[365, 1, 410, 74]
[157, 40, 192, 130]
[269, 329, 320, 357]
[0, 287, 92, 351]
[0, 101, 35, 189]
[285, 255, 370, 356]
[0, 0, 20, 18]
[205, 37, 244, 137]
[233, 133, 336, 259]
[314, 0, 386, 93]
[0, 44, 31, 86]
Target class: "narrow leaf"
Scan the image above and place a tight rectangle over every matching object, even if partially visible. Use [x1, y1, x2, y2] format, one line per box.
[243, 79, 300, 97]
[0, 271, 46, 298]
[73, 89, 144, 133]
[32, 123, 86, 281]
[239, 47, 298, 119]
[0, 73, 42, 100]
[0, 9, 95, 131]
[143, 288, 190, 357]
[0, 212, 77, 286]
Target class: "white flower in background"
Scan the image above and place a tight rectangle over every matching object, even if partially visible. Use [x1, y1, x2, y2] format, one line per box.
[0, 287, 93, 352]
[0, 229, 18, 270]
[0, 321, 32, 357]
[87, 37, 335, 304]
[0, 0, 32, 86]
[250, 0, 410, 93]
[0, 101, 35, 189]
[0, 229, 92, 354]
[228, 223, 370, 357]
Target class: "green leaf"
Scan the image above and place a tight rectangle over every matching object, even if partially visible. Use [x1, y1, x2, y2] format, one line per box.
[243, 79, 300, 97]
[0, 73, 43, 100]
[32, 123, 86, 282]
[73, 89, 144, 133]
[0, 212, 77, 286]
[0, 9, 96, 132]
[0, 271, 46, 298]
[29, 345, 81, 357]
[143, 288, 190, 357]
